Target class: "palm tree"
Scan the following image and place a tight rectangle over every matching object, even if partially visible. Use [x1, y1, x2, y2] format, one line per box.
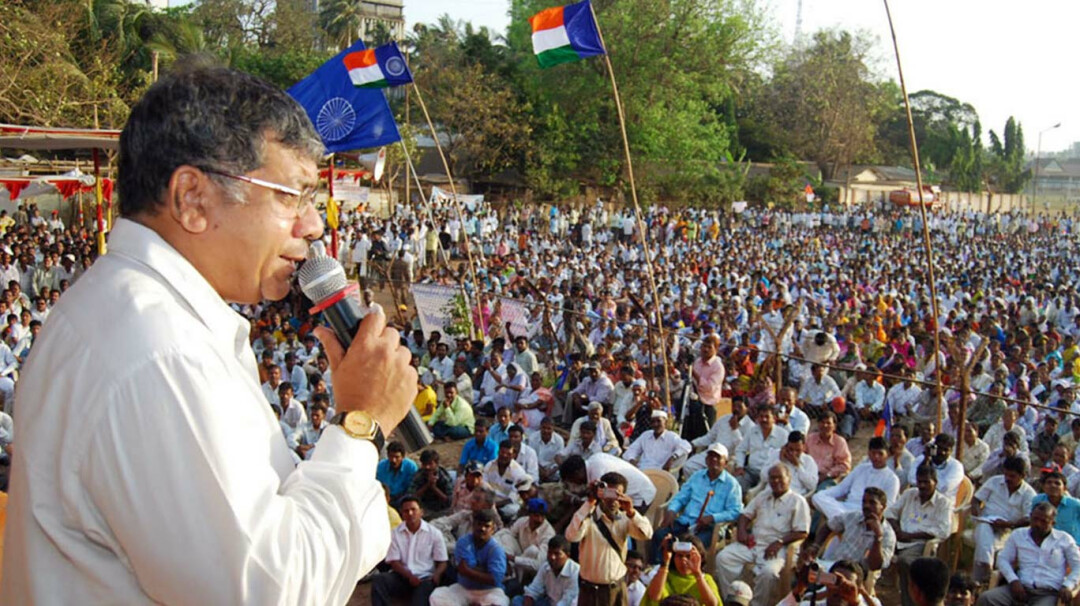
[318, 0, 365, 51]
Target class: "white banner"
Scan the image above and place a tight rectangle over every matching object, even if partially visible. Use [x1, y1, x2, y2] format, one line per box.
[334, 182, 370, 208]
[409, 283, 544, 342]
[732, 201, 747, 213]
[430, 186, 485, 212]
[409, 283, 458, 344]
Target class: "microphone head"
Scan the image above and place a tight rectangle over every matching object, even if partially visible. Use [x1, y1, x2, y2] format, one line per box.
[297, 255, 348, 303]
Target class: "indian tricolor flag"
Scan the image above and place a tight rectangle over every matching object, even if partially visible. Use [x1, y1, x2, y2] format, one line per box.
[529, 0, 606, 69]
[342, 41, 414, 89]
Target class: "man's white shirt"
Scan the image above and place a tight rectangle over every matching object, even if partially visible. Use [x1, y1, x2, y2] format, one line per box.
[0, 219, 391, 604]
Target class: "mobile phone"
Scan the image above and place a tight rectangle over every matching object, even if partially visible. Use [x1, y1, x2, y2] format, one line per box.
[808, 568, 837, 586]
[602, 487, 619, 500]
[673, 541, 694, 553]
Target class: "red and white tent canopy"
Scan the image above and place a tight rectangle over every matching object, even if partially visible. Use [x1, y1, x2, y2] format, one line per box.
[0, 172, 112, 202]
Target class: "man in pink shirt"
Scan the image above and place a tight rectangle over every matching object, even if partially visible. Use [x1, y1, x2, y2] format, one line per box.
[805, 412, 852, 490]
[691, 336, 726, 437]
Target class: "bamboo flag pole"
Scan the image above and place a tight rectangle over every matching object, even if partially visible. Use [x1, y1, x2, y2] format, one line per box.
[883, 0, 945, 432]
[398, 136, 447, 265]
[588, 3, 673, 411]
[409, 83, 486, 337]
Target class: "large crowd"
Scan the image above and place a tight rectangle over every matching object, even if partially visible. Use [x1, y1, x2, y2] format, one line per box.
[4, 193, 1080, 606]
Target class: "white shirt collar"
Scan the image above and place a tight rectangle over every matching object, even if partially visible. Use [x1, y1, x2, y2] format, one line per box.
[107, 218, 253, 365]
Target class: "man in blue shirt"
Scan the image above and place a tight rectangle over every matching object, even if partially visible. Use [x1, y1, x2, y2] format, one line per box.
[1033, 469, 1080, 544]
[375, 441, 417, 507]
[490, 406, 514, 447]
[651, 443, 742, 562]
[460, 418, 499, 473]
[430, 509, 509, 606]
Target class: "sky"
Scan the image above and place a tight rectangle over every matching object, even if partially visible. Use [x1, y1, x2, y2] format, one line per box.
[405, 0, 1080, 154]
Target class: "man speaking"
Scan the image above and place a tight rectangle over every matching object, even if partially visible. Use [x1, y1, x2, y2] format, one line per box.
[1, 63, 417, 604]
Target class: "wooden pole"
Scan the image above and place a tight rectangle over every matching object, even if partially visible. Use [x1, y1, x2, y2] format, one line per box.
[883, 0, 944, 429]
[397, 137, 445, 264]
[589, 2, 673, 411]
[410, 82, 485, 337]
[403, 55, 411, 211]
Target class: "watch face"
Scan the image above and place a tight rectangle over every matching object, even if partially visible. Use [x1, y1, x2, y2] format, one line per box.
[343, 411, 376, 438]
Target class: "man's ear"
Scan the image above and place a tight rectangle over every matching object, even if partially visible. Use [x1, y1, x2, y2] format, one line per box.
[166, 166, 213, 234]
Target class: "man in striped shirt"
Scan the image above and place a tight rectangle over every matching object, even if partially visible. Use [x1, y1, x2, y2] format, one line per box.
[566, 471, 653, 606]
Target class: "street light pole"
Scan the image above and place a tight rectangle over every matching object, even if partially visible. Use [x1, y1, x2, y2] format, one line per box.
[1034, 122, 1062, 211]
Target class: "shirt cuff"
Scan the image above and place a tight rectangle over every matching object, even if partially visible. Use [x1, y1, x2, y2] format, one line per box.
[309, 425, 380, 470]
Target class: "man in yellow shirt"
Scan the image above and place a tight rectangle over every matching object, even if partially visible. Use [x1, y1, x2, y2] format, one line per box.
[414, 377, 437, 423]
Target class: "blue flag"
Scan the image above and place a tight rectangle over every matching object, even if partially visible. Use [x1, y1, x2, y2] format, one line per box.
[288, 40, 401, 153]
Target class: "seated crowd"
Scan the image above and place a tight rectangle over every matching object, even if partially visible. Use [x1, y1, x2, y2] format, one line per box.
[270, 315, 1080, 606]
[5, 196, 1080, 606]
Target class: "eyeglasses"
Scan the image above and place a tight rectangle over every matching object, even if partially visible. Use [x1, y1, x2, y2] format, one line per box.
[204, 169, 317, 215]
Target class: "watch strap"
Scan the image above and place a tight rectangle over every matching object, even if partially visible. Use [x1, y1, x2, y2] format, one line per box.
[330, 411, 385, 452]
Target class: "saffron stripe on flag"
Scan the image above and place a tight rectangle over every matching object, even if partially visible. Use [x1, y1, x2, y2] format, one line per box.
[342, 49, 377, 71]
[529, 5, 565, 32]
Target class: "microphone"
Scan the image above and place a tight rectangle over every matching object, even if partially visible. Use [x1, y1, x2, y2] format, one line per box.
[297, 254, 432, 452]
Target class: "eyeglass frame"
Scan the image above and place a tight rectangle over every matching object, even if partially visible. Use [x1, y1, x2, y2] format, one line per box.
[202, 169, 317, 215]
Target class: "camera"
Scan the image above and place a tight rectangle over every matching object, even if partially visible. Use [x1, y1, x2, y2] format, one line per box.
[672, 541, 694, 554]
[808, 563, 838, 586]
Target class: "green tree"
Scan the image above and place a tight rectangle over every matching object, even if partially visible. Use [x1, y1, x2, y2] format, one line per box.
[877, 88, 980, 170]
[949, 121, 986, 193]
[759, 29, 888, 180]
[988, 116, 1028, 194]
[506, 0, 773, 199]
[408, 18, 532, 179]
[0, 1, 130, 127]
[319, 0, 367, 50]
[745, 156, 806, 208]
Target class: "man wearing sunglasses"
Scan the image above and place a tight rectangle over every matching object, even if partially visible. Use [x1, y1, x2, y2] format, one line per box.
[1, 62, 417, 604]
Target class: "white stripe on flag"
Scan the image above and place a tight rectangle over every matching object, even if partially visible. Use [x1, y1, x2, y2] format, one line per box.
[532, 26, 572, 55]
[347, 64, 384, 86]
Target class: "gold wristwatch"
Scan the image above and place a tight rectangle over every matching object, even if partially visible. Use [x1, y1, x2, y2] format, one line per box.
[330, 411, 385, 451]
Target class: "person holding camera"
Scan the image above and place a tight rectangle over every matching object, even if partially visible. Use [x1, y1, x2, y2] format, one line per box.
[778, 558, 878, 606]
[566, 471, 653, 606]
[645, 534, 720, 606]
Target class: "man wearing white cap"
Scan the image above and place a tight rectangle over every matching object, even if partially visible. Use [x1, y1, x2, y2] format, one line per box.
[725, 580, 753, 606]
[684, 399, 750, 477]
[651, 443, 742, 562]
[716, 464, 810, 606]
[622, 410, 691, 471]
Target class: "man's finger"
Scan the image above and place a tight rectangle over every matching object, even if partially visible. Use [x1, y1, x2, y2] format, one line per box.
[313, 326, 344, 370]
[356, 306, 388, 343]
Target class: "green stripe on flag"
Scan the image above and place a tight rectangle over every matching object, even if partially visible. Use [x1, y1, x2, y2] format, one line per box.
[356, 79, 390, 89]
[536, 46, 582, 69]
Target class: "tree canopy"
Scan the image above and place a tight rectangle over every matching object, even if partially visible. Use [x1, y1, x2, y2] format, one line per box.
[0, 0, 1019, 201]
